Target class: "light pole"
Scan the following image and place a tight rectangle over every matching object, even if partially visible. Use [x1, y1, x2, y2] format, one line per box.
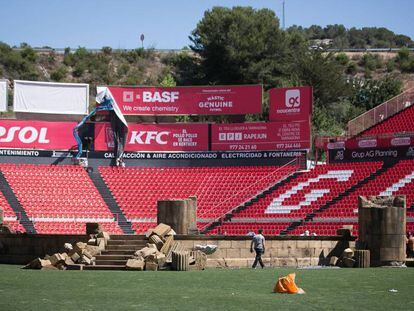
[282, 0, 285, 30]
[140, 34, 145, 49]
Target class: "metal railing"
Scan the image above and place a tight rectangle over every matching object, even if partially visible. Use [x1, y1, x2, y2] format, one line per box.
[347, 87, 414, 137]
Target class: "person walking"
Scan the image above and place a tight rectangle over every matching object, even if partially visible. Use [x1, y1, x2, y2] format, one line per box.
[250, 229, 265, 269]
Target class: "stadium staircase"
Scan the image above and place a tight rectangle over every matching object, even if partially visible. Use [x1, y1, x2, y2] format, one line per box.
[88, 171, 135, 235]
[201, 171, 300, 234]
[0, 171, 36, 234]
[281, 161, 397, 235]
[85, 235, 147, 270]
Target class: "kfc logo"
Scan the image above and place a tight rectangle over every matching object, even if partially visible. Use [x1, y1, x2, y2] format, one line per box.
[129, 131, 169, 145]
[285, 89, 300, 108]
[0, 126, 50, 144]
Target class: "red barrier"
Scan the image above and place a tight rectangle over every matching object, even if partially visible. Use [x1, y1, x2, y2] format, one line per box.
[211, 121, 310, 151]
[105, 85, 262, 115]
[269, 86, 312, 122]
[95, 123, 209, 152]
[0, 120, 77, 150]
[344, 136, 414, 149]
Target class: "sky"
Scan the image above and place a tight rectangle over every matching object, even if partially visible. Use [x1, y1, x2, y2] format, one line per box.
[0, 0, 412, 49]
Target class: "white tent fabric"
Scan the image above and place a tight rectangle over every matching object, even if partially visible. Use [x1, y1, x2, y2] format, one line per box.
[0, 80, 7, 112]
[96, 86, 128, 127]
[13, 80, 89, 114]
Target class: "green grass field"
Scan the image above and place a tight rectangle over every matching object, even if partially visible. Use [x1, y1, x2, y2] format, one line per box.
[0, 265, 413, 311]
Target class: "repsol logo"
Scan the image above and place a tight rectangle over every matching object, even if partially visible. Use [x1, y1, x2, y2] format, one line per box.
[129, 131, 170, 145]
[0, 126, 50, 143]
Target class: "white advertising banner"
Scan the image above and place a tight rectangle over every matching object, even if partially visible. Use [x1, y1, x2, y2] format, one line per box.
[0, 80, 7, 112]
[14, 80, 89, 114]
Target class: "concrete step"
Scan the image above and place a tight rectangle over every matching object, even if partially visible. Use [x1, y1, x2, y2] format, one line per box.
[110, 235, 147, 240]
[107, 240, 147, 246]
[95, 255, 131, 261]
[95, 259, 128, 266]
[106, 245, 143, 251]
[83, 265, 126, 271]
[101, 250, 136, 255]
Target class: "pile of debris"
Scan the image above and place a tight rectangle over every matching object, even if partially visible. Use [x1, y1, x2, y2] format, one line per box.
[328, 248, 370, 268]
[324, 226, 370, 268]
[23, 231, 110, 270]
[126, 223, 207, 271]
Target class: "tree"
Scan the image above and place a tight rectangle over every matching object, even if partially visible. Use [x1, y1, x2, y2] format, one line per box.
[289, 51, 352, 109]
[0, 42, 39, 80]
[189, 6, 289, 88]
[163, 52, 204, 85]
[50, 66, 67, 81]
[350, 75, 402, 110]
[159, 73, 176, 87]
[287, 24, 414, 48]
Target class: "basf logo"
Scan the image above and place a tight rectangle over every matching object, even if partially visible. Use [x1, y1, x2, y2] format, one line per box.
[122, 91, 179, 103]
[285, 89, 300, 108]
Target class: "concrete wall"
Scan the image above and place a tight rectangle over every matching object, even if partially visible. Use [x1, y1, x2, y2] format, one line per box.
[0, 234, 355, 267]
[176, 235, 355, 268]
[0, 234, 88, 264]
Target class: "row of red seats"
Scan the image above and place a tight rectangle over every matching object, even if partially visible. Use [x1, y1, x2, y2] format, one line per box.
[207, 222, 290, 236]
[100, 165, 297, 231]
[229, 162, 381, 220]
[0, 164, 120, 234]
[33, 221, 123, 235]
[288, 222, 359, 236]
[360, 103, 414, 136]
[319, 160, 414, 218]
[131, 222, 157, 234]
[0, 191, 25, 233]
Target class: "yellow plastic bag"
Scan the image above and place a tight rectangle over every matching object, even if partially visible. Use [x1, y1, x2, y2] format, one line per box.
[273, 273, 305, 294]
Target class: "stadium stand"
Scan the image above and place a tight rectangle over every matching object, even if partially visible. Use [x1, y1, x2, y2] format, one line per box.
[1, 81, 414, 240]
[0, 159, 411, 236]
[207, 222, 291, 236]
[318, 159, 414, 218]
[288, 222, 359, 236]
[357, 104, 414, 137]
[294, 159, 414, 236]
[209, 162, 382, 235]
[0, 164, 122, 234]
[347, 86, 414, 137]
[0, 191, 25, 232]
[99, 165, 297, 234]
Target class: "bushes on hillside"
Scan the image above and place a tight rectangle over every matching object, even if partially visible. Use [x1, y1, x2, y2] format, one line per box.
[396, 48, 414, 73]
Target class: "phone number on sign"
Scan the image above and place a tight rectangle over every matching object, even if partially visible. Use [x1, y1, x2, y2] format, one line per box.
[276, 143, 302, 149]
[229, 144, 258, 150]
